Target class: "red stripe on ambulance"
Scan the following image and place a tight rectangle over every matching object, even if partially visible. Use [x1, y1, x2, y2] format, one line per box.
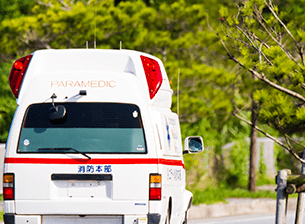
[4, 157, 185, 168]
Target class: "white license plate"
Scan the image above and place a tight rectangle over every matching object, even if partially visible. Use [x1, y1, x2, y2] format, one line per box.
[42, 216, 123, 224]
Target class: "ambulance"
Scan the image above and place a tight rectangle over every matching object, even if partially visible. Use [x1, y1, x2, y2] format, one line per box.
[3, 49, 203, 224]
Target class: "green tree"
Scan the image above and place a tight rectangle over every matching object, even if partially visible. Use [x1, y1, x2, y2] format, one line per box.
[0, 0, 35, 20]
[0, 63, 16, 143]
[0, 0, 37, 142]
[0, 0, 147, 60]
[214, 0, 305, 168]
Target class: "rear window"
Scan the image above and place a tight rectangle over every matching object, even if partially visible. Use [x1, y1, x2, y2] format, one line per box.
[17, 103, 147, 154]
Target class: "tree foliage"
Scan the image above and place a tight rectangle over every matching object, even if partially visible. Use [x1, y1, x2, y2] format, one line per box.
[215, 0, 305, 163]
[0, 0, 35, 20]
[0, 63, 16, 142]
[0, 0, 238, 141]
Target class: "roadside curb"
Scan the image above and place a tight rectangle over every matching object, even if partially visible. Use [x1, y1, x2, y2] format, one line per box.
[188, 197, 297, 219]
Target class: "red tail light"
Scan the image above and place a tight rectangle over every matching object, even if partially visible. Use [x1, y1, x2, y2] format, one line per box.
[149, 174, 161, 200]
[3, 173, 14, 200]
[9, 54, 33, 98]
[140, 55, 163, 99]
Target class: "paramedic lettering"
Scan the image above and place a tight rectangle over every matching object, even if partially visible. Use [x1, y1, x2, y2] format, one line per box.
[51, 80, 116, 88]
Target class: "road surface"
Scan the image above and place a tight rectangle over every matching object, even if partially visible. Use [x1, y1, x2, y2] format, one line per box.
[188, 211, 305, 224]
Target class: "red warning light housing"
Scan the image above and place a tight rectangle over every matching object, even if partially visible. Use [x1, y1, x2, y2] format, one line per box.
[9, 55, 33, 98]
[140, 55, 163, 99]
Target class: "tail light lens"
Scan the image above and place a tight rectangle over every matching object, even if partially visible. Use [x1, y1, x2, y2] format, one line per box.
[3, 173, 14, 200]
[149, 174, 161, 200]
[9, 54, 33, 98]
[140, 55, 163, 99]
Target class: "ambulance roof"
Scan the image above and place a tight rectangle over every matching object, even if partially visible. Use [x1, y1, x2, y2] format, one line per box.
[15, 49, 173, 108]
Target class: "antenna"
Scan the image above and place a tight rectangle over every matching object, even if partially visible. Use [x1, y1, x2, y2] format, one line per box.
[51, 93, 57, 109]
[120, 41, 122, 50]
[177, 68, 180, 118]
[94, 9, 97, 49]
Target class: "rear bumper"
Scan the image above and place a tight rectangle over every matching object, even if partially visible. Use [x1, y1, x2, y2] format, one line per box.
[4, 213, 161, 224]
[14, 200, 148, 214]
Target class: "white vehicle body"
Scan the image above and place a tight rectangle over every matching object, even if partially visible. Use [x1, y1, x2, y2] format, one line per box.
[4, 49, 203, 224]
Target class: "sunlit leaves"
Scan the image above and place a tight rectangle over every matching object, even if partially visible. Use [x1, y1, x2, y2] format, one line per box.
[0, 63, 16, 142]
[219, 6, 229, 18]
[218, 0, 305, 139]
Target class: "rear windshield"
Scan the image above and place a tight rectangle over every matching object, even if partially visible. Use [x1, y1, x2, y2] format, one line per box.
[17, 103, 147, 154]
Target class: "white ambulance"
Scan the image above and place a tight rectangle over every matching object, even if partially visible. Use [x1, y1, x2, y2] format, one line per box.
[3, 49, 203, 224]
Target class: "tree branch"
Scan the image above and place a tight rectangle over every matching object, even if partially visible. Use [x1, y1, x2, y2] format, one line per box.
[265, 1, 300, 48]
[57, 0, 72, 11]
[219, 38, 305, 103]
[232, 111, 305, 163]
[253, 7, 302, 68]
[34, 0, 53, 7]
[236, 26, 274, 65]
[265, 0, 305, 66]
[284, 133, 305, 148]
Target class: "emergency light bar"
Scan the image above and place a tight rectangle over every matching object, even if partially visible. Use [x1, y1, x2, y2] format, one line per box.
[9, 52, 165, 101]
[9, 55, 32, 98]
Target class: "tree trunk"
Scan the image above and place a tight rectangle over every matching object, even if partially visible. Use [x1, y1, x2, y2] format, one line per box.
[248, 94, 258, 192]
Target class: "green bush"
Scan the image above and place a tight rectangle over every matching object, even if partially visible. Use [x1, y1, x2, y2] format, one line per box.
[192, 187, 277, 205]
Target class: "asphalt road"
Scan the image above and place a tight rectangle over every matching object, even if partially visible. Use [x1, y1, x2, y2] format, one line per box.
[188, 211, 305, 224]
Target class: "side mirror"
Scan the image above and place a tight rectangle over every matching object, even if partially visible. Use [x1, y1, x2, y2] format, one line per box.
[183, 136, 204, 154]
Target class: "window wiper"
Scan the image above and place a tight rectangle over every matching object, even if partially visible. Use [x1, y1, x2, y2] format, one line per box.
[38, 148, 91, 160]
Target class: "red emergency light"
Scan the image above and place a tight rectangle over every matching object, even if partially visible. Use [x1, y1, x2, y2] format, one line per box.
[9, 54, 33, 98]
[140, 55, 163, 99]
